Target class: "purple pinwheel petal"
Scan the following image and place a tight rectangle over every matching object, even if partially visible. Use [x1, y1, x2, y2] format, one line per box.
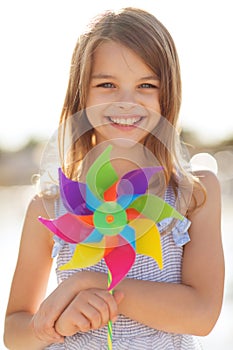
[59, 168, 93, 215]
[104, 236, 136, 290]
[117, 167, 163, 197]
[38, 213, 94, 243]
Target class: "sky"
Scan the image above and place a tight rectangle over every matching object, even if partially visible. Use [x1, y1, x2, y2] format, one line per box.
[0, 0, 233, 150]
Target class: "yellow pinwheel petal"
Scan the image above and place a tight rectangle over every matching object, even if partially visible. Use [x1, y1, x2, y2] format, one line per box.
[129, 218, 163, 269]
[60, 241, 104, 270]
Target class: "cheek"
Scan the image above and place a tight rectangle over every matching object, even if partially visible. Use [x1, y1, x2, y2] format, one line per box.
[86, 93, 95, 108]
[85, 104, 105, 128]
[150, 95, 161, 113]
[140, 93, 161, 114]
[86, 90, 110, 108]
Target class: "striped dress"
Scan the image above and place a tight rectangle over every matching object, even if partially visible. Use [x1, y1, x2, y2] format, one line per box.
[45, 187, 203, 350]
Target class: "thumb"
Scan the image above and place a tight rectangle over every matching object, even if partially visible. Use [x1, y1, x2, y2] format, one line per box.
[113, 290, 124, 304]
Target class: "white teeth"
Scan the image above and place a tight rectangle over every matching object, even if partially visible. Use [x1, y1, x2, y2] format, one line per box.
[109, 117, 141, 125]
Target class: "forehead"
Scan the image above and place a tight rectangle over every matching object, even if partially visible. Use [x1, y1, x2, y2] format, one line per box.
[91, 41, 154, 76]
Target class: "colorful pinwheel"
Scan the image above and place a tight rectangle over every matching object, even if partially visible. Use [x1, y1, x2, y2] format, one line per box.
[39, 145, 183, 291]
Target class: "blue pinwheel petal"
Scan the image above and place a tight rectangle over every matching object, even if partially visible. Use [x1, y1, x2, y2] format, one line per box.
[83, 228, 103, 243]
[86, 186, 103, 211]
[120, 224, 136, 250]
[117, 167, 163, 197]
[117, 194, 140, 208]
[59, 168, 92, 215]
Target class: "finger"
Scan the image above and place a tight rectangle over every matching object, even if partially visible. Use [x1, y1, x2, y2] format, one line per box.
[84, 293, 110, 328]
[68, 291, 103, 330]
[113, 290, 124, 304]
[55, 312, 91, 335]
[92, 290, 118, 323]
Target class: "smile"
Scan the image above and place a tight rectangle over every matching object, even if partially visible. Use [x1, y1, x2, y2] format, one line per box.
[107, 116, 143, 126]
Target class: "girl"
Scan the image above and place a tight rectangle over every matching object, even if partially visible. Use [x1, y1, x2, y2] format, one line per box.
[4, 7, 224, 350]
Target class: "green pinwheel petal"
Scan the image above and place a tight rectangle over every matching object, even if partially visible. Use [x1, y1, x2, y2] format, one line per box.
[86, 145, 118, 200]
[128, 194, 183, 223]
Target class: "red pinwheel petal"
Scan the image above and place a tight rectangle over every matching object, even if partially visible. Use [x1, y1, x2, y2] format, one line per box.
[103, 181, 118, 201]
[38, 213, 94, 243]
[126, 208, 141, 222]
[104, 236, 135, 290]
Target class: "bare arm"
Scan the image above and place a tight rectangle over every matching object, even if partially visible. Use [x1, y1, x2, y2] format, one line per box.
[4, 196, 63, 349]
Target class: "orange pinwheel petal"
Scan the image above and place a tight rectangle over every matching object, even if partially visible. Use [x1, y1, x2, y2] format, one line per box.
[78, 215, 94, 226]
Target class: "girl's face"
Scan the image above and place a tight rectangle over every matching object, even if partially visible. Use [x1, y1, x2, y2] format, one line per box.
[86, 41, 161, 145]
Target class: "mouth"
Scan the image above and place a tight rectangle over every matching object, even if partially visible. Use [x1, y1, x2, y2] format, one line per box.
[107, 115, 144, 127]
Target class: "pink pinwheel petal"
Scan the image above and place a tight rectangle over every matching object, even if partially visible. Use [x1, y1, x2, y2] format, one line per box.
[38, 213, 94, 244]
[104, 236, 136, 290]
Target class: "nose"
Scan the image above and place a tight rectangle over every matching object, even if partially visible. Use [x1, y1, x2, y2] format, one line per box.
[115, 89, 138, 111]
[117, 102, 137, 112]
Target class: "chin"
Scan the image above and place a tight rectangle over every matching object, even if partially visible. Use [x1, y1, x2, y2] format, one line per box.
[107, 138, 139, 149]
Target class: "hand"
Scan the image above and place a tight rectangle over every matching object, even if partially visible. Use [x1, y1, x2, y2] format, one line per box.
[29, 273, 83, 344]
[30, 271, 123, 342]
[55, 288, 124, 336]
[30, 308, 64, 346]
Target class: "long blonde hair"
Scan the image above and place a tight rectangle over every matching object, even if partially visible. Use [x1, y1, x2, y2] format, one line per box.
[58, 7, 205, 214]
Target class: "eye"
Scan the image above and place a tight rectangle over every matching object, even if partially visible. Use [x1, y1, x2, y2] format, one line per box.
[139, 83, 158, 89]
[96, 82, 115, 88]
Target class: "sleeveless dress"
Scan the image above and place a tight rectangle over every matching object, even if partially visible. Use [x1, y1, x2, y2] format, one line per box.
[45, 187, 203, 350]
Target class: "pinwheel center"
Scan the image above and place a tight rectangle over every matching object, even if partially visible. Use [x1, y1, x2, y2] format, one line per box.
[93, 202, 127, 236]
[106, 214, 114, 223]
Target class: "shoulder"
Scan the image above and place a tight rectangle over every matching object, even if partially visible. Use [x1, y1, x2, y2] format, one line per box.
[194, 169, 220, 190]
[193, 170, 221, 206]
[188, 170, 221, 225]
[26, 193, 57, 219]
[23, 194, 56, 248]
[190, 170, 221, 213]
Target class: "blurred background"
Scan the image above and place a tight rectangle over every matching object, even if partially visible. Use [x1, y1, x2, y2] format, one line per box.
[1, 1, 232, 349]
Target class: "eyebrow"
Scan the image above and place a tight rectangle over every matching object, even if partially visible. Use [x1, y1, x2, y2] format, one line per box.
[138, 75, 160, 81]
[91, 74, 116, 79]
[91, 74, 160, 81]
